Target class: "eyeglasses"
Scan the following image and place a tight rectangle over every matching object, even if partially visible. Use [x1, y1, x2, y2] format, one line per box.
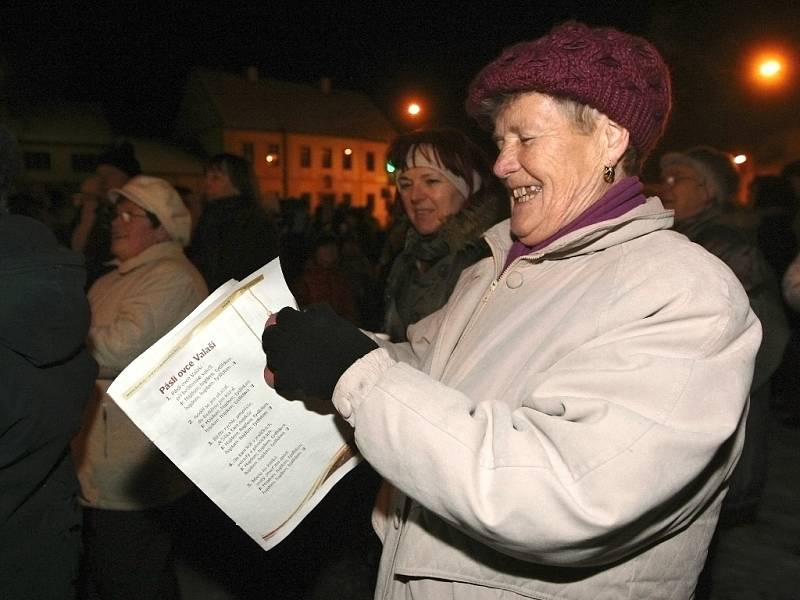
[661, 175, 705, 188]
[113, 210, 151, 223]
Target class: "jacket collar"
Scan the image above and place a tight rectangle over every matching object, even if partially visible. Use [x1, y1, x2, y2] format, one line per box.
[117, 241, 185, 274]
[484, 197, 674, 274]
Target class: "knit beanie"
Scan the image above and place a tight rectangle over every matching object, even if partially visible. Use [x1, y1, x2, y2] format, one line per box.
[96, 141, 141, 177]
[660, 146, 740, 204]
[466, 21, 672, 160]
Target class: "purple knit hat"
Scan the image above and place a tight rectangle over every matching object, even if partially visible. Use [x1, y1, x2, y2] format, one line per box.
[466, 21, 672, 159]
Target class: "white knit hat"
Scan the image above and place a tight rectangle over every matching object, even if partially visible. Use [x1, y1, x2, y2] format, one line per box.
[109, 176, 192, 246]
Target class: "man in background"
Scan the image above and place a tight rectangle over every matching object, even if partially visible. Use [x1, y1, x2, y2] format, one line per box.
[71, 142, 141, 287]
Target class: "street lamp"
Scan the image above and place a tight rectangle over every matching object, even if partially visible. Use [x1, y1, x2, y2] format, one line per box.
[748, 47, 791, 90]
[758, 59, 782, 79]
[754, 55, 785, 85]
[407, 102, 422, 117]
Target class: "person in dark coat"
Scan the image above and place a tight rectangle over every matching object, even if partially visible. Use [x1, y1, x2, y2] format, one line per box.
[660, 146, 790, 523]
[188, 153, 279, 291]
[0, 126, 98, 600]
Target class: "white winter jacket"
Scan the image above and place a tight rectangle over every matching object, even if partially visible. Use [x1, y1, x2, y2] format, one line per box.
[75, 241, 208, 510]
[333, 198, 760, 599]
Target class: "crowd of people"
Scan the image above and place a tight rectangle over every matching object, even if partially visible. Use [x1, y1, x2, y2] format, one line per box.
[2, 19, 800, 600]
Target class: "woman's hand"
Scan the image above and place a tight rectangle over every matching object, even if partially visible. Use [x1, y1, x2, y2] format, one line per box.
[261, 304, 378, 404]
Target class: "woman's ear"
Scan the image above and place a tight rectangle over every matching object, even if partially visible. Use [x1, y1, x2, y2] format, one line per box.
[604, 119, 630, 166]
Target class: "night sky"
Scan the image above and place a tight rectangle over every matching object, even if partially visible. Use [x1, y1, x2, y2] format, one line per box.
[2, 0, 798, 171]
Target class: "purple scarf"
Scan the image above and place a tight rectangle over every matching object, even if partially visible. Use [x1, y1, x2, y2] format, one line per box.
[502, 176, 646, 271]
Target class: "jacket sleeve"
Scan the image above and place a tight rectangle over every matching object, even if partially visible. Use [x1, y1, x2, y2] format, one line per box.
[89, 264, 203, 377]
[364, 306, 446, 369]
[332, 259, 760, 567]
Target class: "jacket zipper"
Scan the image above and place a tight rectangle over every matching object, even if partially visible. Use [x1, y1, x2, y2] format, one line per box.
[461, 252, 543, 340]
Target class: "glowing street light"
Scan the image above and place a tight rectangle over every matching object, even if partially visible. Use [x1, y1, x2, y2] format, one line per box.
[758, 59, 782, 79]
[748, 48, 791, 90]
[733, 154, 747, 165]
[407, 102, 422, 117]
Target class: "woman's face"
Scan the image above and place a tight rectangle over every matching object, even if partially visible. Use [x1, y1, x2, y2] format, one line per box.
[397, 166, 467, 235]
[492, 92, 611, 246]
[111, 198, 167, 262]
[204, 167, 239, 201]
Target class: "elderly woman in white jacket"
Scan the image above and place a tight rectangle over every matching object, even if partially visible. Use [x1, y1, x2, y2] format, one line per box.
[263, 22, 760, 600]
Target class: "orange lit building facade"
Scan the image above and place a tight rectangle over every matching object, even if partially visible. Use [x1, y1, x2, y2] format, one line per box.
[175, 69, 397, 224]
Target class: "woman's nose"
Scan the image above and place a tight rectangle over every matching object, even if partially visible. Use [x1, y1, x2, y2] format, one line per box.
[409, 183, 426, 202]
[493, 146, 519, 179]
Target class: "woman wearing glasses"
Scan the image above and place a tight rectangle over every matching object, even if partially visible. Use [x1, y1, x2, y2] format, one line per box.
[73, 176, 207, 600]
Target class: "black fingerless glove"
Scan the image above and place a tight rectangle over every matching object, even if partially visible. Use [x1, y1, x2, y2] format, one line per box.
[262, 304, 378, 401]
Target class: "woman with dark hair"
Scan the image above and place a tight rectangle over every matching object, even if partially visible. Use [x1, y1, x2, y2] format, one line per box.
[382, 128, 507, 341]
[188, 153, 278, 291]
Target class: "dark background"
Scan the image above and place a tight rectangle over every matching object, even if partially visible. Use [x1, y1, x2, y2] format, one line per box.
[1, 0, 798, 170]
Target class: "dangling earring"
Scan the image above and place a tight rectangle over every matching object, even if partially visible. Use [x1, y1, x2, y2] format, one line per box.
[603, 165, 616, 184]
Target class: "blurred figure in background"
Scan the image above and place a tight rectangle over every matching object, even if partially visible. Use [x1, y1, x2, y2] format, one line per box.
[340, 233, 383, 330]
[781, 159, 800, 241]
[71, 142, 141, 287]
[750, 175, 798, 282]
[774, 161, 800, 429]
[291, 233, 359, 324]
[188, 153, 279, 291]
[660, 146, 789, 524]
[73, 176, 207, 600]
[70, 175, 104, 248]
[1, 126, 98, 600]
[382, 128, 507, 341]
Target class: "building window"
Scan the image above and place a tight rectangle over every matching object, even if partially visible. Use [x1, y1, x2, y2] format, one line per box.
[342, 193, 352, 205]
[300, 146, 311, 168]
[242, 142, 254, 164]
[24, 152, 52, 171]
[366, 193, 376, 206]
[319, 192, 336, 205]
[321, 147, 332, 169]
[300, 192, 311, 202]
[266, 143, 280, 167]
[366, 151, 375, 172]
[342, 148, 353, 170]
[71, 153, 97, 173]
